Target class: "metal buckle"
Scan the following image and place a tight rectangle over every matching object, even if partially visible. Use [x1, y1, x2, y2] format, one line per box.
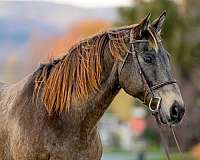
[148, 97, 161, 113]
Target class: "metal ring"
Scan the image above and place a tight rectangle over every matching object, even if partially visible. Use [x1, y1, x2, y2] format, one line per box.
[148, 97, 161, 113]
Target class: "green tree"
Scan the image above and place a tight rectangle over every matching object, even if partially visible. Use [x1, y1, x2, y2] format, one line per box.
[117, 0, 200, 77]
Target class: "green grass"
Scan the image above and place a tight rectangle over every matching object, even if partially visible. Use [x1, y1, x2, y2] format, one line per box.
[103, 148, 194, 160]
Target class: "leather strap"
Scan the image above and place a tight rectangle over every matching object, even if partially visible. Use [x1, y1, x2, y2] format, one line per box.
[154, 113, 171, 160]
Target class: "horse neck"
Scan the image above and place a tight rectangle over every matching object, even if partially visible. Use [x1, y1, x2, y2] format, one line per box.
[28, 37, 121, 130]
[82, 42, 121, 129]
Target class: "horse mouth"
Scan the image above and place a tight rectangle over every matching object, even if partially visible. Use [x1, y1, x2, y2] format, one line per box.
[159, 114, 167, 125]
[157, 110, 171, 125]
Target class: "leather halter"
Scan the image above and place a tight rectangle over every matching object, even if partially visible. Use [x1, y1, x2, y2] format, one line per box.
[118, 30, 177, 114]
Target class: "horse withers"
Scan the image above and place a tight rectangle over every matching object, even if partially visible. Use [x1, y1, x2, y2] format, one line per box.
[0, 12, 185, 159]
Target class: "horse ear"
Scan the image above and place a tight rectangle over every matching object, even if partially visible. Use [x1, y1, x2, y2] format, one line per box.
[134, 13, 151, 39]
[151, 11, 166, 33]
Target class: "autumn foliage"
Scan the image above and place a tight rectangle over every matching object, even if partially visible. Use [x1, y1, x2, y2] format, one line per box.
[48, 20, 111, 58]
[192, 144, 200, 160]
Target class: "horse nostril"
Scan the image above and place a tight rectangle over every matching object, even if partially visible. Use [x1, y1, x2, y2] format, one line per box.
[170, 102, 185, 122]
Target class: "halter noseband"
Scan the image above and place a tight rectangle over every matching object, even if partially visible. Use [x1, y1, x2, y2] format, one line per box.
[118, 30, 176, 114]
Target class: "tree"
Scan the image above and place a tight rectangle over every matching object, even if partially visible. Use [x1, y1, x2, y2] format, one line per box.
[117, 0, 200, 76]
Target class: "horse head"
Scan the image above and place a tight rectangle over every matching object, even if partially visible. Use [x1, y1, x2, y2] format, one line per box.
[116, 12, 185, 125]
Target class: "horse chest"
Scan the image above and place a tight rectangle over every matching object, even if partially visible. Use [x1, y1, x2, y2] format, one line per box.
[10, 120, 102, 160]
[43, 127, 102, 160]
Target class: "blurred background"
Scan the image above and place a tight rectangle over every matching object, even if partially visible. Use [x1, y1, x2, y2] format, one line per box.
[0, 0, 200, 159]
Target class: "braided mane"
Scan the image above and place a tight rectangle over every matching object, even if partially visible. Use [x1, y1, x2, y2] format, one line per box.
[33, 25, 158, 114]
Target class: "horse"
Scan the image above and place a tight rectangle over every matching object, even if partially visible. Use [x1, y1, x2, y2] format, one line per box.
[0, 12, 185, 160]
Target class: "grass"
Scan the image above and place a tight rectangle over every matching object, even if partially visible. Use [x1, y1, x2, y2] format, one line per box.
[103, 148, 194, 160]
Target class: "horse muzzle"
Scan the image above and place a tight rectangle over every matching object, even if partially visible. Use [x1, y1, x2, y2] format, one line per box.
[169, 101, 185, 124]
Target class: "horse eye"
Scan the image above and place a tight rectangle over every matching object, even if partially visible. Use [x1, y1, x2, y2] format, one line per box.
[143, 53, 155, 64]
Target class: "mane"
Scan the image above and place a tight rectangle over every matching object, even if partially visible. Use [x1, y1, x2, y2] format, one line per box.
[33, 25, 159, 114]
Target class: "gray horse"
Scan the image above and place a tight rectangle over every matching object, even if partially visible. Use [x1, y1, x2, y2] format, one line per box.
[0, 12, 185, 160]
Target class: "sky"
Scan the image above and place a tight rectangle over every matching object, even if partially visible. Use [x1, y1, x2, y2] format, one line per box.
[44, 0, 132, 8]
[0, 0, 121, 69]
